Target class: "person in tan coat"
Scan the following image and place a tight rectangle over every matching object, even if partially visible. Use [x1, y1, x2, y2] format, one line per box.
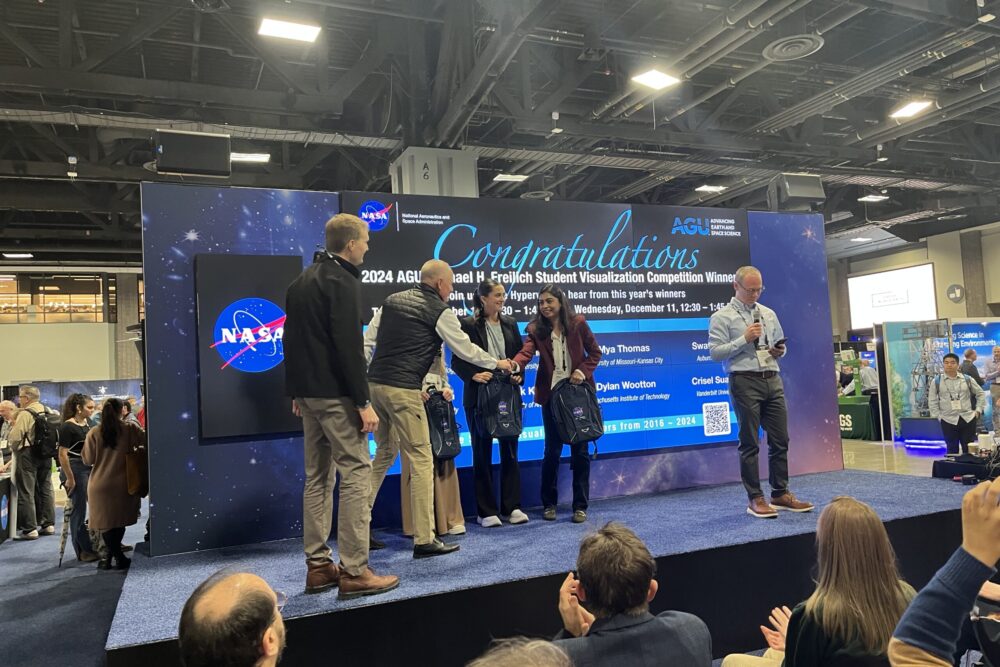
[83, 397, 144, 570]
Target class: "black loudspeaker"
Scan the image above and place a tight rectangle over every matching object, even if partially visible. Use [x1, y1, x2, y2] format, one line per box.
[766, 173, 825, 211]
[154, 129, 231, 177]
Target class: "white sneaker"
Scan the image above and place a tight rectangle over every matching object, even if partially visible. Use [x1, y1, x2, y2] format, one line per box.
[478, 515, 502, 528]
[41, 525, 55, 535]
[447, 524, 466, 535]
[507, 509, 529, 525]
[14, 529, 39, 540]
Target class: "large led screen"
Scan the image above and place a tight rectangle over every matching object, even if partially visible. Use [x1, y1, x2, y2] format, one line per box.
[848, 263, 936, 329]
[343, 192, 751, 465]
[194, 254, 304, 439]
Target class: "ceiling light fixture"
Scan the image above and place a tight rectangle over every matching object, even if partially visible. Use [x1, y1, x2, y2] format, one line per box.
[230, 152, 271, 163]
[39, 286, 60, 291]
[858, 194, 890, 203]
[258, 17, 321, 43]
[631, 68, 680, 90]
[979, 13, 996, 23]
[493, 173, 529, 182]
[850, 237, 873, 242]
[889, 100, 933, 119]
[695, 184, 728, 193]
[2, 252, 33, 259]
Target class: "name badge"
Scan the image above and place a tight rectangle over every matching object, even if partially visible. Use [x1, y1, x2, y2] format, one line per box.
[756, 349, 777, 367]
[0, 438, 6, 449]
[951, 399, 962, 411]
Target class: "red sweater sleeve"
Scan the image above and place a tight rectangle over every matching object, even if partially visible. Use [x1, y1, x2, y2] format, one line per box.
[513, 329, 538, 369]
[576, 318, 601, 380]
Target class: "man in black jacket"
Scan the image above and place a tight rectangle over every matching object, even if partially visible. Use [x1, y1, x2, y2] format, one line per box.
[365, 259, 513, 558]
[284, 213, 398, 599]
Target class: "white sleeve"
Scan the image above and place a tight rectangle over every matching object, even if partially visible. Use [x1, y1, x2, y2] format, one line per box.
[363, 308, 382, 367]
[436, 309, 497, 369]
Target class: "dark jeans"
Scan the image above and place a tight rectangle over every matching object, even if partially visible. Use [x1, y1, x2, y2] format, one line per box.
[540, 401, 590, 511]
[729, 373, 790, 500]
[466, 407, 521, 518]
[13, 448, 55, 532]
[59, 458, 94, 558]
[940, 417, 976, 455]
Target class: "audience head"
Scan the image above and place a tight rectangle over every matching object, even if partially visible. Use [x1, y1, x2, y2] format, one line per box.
[467, 638, 571, 667]
[806, 496, 911, 654]
[0, 400, 15, 422]
[61, 393, 95, 421]
[420, 259, 455, 301]
[964, 348, 977, 361]
[860, 359, 871, 368]
[994, 346, 1000, 360]
[17, 385, 39, 408]
[943, 353, 960, 373]
[179, 571, 286, 667]
[575, 522, 657, 619]
[99, 397, 125, 449]
[532, 284, 575, 339]
[324, 213, 370, 265]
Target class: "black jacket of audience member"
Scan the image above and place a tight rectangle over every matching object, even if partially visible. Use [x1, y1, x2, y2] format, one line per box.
[553, 610, 712, 667]
[451, 314, 523, 410]
[284, 254, 369, 407]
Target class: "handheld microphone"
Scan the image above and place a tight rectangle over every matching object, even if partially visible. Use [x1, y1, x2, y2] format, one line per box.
[752, 309, 763, 348]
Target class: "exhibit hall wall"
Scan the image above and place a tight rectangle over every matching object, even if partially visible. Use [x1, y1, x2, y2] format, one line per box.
[143, 185, 840, 556]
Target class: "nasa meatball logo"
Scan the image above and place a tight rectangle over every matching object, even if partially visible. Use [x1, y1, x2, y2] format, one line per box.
[358, 199, 393, 231]
[211, 297, 286, 373]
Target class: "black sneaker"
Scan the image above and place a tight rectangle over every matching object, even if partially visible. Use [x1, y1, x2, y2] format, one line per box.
[542, 506, 557, 521]
[369, 534, 386, 550]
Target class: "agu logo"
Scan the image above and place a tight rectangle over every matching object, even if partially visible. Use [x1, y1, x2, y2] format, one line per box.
[211, 298, 286, 373]
[358, 200, 393, 231]
[671, 216, 710, 235]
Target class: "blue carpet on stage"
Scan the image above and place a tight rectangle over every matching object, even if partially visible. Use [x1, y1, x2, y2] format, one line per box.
[107, 470, 968, 652]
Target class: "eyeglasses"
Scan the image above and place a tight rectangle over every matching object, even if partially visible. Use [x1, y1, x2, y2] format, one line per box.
[275, 590, 287, 613]
[737, 283, 765, 295]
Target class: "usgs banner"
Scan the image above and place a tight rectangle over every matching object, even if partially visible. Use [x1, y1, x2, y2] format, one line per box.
[343, 192, 751, 464]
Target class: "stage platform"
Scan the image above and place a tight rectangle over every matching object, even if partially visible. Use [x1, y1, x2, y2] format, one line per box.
[107, 470, 968, 666]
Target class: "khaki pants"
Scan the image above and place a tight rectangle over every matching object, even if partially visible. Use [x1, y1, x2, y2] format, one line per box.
[401, 458, 464, 537]
[299, 397, 371, 576]
[720, 649, 783, 667]
[369, 383, 436, 545]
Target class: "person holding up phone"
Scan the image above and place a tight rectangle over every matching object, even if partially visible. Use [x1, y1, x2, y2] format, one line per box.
[708, 266, 814, 519]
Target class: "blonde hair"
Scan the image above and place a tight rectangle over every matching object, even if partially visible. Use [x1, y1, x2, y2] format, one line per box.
[804, 496, 914, 654]
[467, 638, 570, 667]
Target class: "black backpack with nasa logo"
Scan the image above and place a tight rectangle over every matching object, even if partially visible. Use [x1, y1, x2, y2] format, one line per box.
[425, 389, 462, 461]
[475, 372, 523, 439]
[550, 379, 604, 446]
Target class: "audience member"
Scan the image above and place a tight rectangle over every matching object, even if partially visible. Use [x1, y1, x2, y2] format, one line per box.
[929, 352, 984, 455]
[860, 359, 880, 394]
[960, 349, 984, 386]
[8, 385, 57, 540]
[179, 571, 286, 667]
[889, 477, 1000, 666]
[468, 638, 571, 667]
[553, 522, 712, 666]
[722, 496, 915, 666]
[58, 393, 99, 563]
[83, 397, 144, 570]
[0, 399, 15, 472]
[122, 397, 142, 429]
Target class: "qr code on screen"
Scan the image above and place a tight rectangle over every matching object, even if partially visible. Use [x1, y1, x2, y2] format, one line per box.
[703, 402, 732, 436]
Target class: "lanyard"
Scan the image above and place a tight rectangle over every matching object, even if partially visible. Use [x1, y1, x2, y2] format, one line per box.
[942, 376, 964, 402]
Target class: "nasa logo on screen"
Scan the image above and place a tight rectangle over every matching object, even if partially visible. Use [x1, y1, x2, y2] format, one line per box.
[1, 493, 7, 531]
[211, 297, 286, 373]
[358, 200, 393, 231]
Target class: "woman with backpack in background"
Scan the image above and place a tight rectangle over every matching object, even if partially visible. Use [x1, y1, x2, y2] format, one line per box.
[453, 279, 529, 529]
[83, 397, 144, 570]
[514, 285, 601, 524]
[59, 393, 99, 563]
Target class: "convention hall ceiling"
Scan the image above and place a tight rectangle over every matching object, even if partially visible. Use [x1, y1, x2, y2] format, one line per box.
[2, 0, 1000, 264]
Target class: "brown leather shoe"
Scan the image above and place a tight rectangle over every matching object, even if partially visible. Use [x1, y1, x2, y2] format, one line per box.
[770, 492, 815, 513]
[305, 561, 340, 594]
[338, 567, 400, 600]
[747, 496, 778, 519]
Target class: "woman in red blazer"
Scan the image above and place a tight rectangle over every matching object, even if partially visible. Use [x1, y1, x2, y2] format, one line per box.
[513, 284, 601, 523]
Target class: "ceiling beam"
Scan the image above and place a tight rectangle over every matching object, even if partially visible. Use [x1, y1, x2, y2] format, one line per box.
[75, 6, 183, 73]
[0, 20, 55, 68]
[58, 0, 74, 69]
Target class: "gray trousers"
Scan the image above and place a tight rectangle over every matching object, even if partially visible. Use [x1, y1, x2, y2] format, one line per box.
[729, 373, 790, 500]
[13, 447, 55, 531]
[298, 397, 372, 577]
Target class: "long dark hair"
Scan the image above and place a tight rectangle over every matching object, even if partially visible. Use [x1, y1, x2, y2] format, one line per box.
[100, 397, 125, 449]
[61, 393, 91, 421]
[530, 284, 575, 340]
[472, 279, 503, 324]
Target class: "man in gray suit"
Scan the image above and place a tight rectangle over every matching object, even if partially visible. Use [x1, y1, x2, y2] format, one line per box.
[554, 522, 712, 666]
